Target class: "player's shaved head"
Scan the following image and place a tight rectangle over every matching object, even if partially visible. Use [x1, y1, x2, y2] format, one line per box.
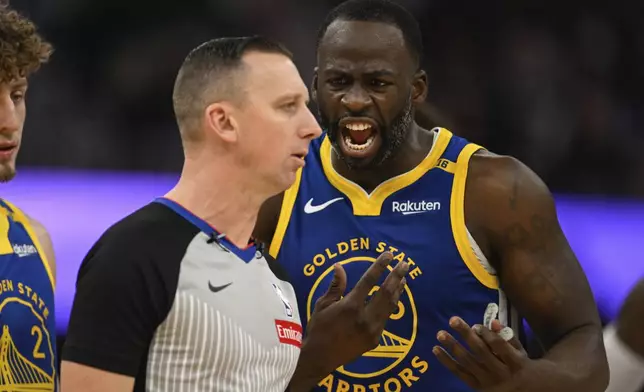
[172, 36, 293, 143]
[317, 0, 423, 69]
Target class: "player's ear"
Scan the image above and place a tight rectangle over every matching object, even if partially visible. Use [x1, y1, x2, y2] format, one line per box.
[310, 67, 319, 104]
[205, 102, 238, 143]
[412, 69, 428, 103]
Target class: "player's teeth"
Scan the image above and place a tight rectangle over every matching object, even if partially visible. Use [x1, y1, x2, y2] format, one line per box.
[344, 134, 375, 150]
[346, 123, 372, 131]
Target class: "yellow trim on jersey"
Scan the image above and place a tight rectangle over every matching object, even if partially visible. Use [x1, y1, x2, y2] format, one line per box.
[450, 144, 499, 289]
[0, 209, 13, 255]
[321, 128, 453, 216]
[269, 168, 303, 259]
[0, 200, 55, 290]
[435, 158, 456, 174]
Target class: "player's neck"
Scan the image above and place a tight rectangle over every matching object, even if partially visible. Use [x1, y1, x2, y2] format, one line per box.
[333, 125, 435, 193]
[166, 156, 266, 249]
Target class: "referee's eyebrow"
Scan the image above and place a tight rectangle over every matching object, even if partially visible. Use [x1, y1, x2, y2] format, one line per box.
[275, 92, 310, 106]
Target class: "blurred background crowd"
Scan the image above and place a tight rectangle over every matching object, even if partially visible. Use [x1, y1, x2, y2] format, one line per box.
[10, 0, 644, 197]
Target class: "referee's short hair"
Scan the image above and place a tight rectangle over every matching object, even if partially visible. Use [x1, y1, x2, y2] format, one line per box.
[172, 36, 293, 141]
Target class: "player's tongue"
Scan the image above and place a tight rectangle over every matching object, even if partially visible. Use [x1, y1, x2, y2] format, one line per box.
[349, 129, 370, 144]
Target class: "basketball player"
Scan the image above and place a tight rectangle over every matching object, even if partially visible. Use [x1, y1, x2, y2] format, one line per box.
[254, 0, 609, 390]
[604, 278, 644, 392]
[60, 36, 408, 392]
[0, 3, 58, 391]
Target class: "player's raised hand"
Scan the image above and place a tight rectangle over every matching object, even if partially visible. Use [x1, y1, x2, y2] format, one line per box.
[433, 316, 529, 391]
[302, 252, 409, 371]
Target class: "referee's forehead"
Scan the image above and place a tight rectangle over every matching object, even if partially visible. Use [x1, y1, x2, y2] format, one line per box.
[242, 51, 307, 100]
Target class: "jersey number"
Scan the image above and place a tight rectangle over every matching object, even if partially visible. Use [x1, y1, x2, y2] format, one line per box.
[31, 325, 46, 359]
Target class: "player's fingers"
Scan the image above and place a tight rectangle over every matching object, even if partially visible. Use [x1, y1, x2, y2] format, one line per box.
[348, 252, 395, 300]
[365, 261, 409, 320]
[490, 319, 504, 333]
[449, 317, 508, 375]
[490, 320, 525, 353]
[313, 263, 347, 312]
[437, 330, 489, 383]
[432, 345, 479, 389]
[506, 334, 526, 356]
[475, 324, 526, 372]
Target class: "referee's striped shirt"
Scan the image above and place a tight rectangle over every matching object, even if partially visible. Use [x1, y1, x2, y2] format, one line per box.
[62, 198, 302, 391]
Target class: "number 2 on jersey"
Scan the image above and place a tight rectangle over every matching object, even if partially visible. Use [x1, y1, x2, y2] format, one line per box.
[31, 325, 46, 359]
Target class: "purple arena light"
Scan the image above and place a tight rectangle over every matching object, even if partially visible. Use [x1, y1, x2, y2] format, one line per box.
[2, 168, 643, 334]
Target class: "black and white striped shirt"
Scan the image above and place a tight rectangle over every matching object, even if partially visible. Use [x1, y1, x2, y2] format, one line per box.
[62, 198, 302, 391]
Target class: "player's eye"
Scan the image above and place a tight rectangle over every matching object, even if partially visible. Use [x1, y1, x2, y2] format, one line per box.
[327, 77, 349, 88]
[10, 91, 25, 103]
[370, 79, 389, 88]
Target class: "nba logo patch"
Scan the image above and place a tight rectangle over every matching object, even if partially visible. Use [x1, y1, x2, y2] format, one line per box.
[271, 283, 293, 318]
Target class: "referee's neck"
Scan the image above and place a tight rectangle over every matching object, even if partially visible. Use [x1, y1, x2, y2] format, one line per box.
[165, 157, 267, 249]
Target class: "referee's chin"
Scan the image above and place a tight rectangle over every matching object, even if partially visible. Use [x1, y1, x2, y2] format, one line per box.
[266, 164, 302, 195]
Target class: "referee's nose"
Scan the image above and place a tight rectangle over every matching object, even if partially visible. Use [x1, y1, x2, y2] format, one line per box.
[299, 106, 322, 140]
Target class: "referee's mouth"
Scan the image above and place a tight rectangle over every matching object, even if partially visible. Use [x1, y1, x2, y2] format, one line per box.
[338, 117, 382, 160]
[291, 150, 308, 165]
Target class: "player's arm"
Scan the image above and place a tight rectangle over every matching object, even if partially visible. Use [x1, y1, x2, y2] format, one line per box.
[61, 233, 173, 391]
[27, 216, 56, 282]
[467, 152, 609, 391]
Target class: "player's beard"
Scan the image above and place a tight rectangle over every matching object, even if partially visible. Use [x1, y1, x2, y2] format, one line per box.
[0, 163, 16, 183]
[320, 93, 414, 170]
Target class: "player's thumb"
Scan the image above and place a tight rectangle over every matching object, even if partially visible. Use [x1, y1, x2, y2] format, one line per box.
[315, 263, 347, 310]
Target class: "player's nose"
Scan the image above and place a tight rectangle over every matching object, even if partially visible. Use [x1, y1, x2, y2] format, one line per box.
[0, 94, 20, 135]
[340, 85, 372, 113]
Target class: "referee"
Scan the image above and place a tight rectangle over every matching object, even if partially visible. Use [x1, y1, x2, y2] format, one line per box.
[60, 36, 408, 391]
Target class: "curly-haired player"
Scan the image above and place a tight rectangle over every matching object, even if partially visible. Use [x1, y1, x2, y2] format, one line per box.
[0, 2, 58, 391]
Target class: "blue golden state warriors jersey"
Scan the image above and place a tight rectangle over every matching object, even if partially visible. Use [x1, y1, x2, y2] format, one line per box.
[270, 128, 514, 391]
[0, 199, 57, 391]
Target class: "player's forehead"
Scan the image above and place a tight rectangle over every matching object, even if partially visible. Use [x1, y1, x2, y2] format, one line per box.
[318, 20, 411, 72]
[242, 52, 308, 102]
[0, 77, 28, 91]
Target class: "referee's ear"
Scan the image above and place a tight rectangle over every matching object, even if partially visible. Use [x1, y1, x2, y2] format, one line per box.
[310, 67, 319, 105]
[205, 101, 239, 144]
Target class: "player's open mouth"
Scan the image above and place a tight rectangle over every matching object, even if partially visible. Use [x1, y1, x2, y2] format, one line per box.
[338, 117, 381, 159]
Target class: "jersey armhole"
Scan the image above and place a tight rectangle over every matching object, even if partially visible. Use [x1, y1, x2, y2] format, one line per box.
[2, 199, 55, 290]
[269, 168, 303, 259]
[450, 144, 499, 290]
